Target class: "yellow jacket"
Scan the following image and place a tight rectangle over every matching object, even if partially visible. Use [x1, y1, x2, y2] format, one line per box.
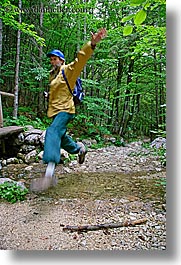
[47, 41, 94, 118]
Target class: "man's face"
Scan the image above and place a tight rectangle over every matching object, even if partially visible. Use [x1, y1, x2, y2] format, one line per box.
[50, 56, 64, 67]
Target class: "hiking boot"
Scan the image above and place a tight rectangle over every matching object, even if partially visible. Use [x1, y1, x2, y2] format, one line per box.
[77, 142, 87, 164]
[45, 162, 55, 178]
[29, 162, 57, 192]
[30, 177, 53, 192]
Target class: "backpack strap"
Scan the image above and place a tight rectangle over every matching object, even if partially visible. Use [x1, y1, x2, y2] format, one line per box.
[62, 69, 73, 96]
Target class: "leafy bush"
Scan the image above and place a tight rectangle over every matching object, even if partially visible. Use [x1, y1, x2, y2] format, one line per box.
[4, 114, 51, 130]
[0, 181, 29, 203]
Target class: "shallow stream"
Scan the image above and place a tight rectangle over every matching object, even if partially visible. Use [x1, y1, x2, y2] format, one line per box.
[1, 163, 166, 207]
[43, 171, 166, 203]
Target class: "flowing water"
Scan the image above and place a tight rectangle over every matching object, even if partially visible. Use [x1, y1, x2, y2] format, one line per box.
[42, 171, 166, 204]
[27, 169, 166, 208]
[1, 163, 166, 205]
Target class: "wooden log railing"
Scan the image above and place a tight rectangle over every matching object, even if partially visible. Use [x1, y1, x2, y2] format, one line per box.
[0, 91, 15, 128]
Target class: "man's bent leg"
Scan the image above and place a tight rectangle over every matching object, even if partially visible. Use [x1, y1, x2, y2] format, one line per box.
[61, 133, 80, 154]
[61, 134, 87, 164]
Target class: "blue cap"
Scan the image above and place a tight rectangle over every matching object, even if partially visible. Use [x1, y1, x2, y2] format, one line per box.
[47, 49, 65, 61]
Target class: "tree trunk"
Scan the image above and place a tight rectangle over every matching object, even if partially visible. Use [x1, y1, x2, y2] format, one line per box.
[13, 0, 22, 118]
[0, 17, 2, 76]
[38, 1, 44, 115]
[111, 56, 124, 133]
[159, 53, 166, 129]
[83, 0, 87, 80]
[154, 49, 159, 131]
[119, 58, 134, 136]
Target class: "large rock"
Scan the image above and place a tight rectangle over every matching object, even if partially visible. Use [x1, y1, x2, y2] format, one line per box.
[150, 137, 166, 149]
[24, 150, 37, 164]
[0, 178, 26, 190]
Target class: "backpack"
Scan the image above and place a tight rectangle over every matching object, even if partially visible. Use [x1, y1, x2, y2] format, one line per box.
[62, 69, 84, 105]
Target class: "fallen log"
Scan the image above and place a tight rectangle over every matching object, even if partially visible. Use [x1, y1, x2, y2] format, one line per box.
[62, 218, 147, 232]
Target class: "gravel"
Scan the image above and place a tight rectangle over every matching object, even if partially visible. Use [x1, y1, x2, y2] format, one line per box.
[0, 143, 166, 250]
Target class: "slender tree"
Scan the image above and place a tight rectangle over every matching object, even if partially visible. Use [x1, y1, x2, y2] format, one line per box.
[13, 0, 22, 118]
[0, 17, 2, 76]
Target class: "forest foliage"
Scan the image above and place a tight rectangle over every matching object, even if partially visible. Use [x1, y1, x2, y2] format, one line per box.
[0, 0, 166, 142]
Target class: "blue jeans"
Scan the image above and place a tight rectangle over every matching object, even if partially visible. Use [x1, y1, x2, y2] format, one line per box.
[43, 112, 80, 164]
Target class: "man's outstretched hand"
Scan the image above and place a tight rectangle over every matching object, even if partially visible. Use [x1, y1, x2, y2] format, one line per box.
[91, 28, 107, 46]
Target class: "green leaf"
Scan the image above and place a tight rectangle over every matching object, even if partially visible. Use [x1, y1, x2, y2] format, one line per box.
[123, 25, 133, 36]
[134, 9, 147, 25]
[130, 0, 146, 5]
[121, 14, 135, 23]
[0, 181, 28, 203]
